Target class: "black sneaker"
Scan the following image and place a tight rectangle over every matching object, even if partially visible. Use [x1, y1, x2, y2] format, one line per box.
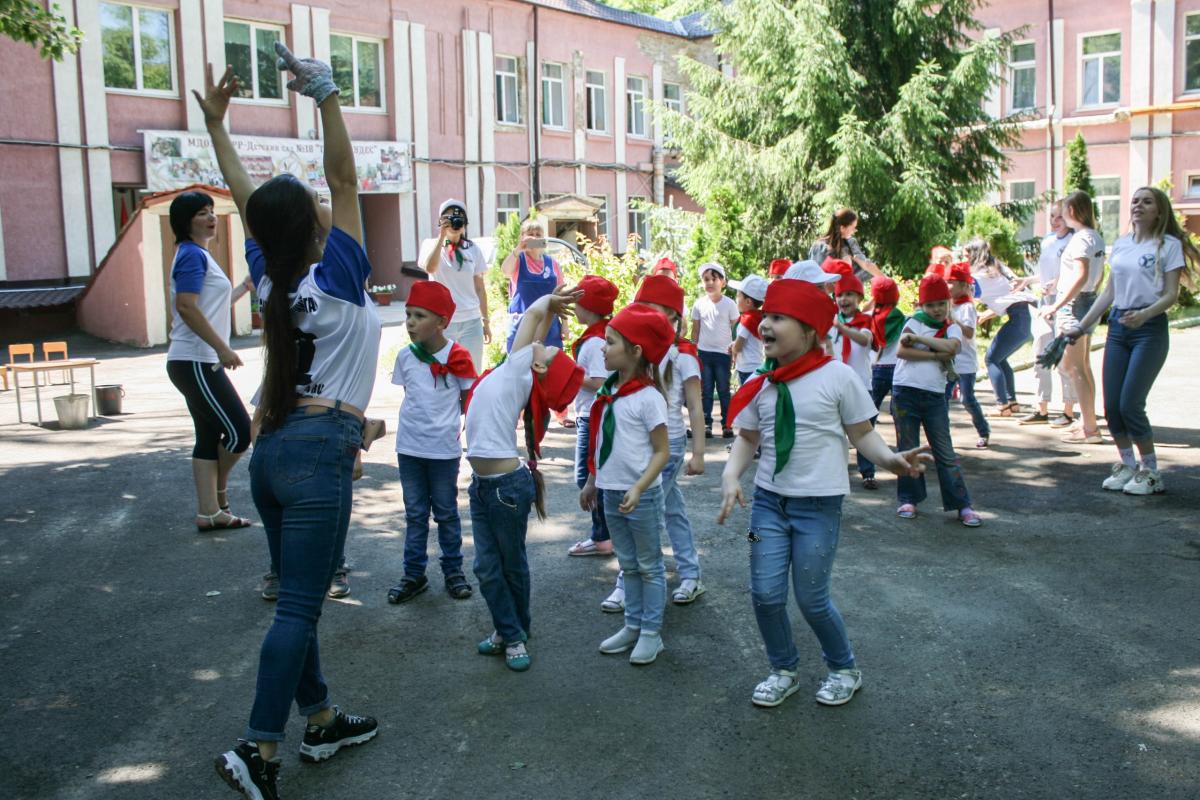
[215, 740, 280, 800]
[1019, 411, 1050, 425]
[299, 706, 378, 763]
[445, 574, 473, 600]
[722, 427, 735, 439]
[386, 575, 428, 604]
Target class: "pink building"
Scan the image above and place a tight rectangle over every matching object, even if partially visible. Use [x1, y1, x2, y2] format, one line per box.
[0, 0, 712, 343]
[977, 0, 1200, 244]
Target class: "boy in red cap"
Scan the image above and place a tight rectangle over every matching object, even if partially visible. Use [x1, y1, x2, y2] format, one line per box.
[946, 262, 990, 449]
[893, 275, 982, 527]
[387, 280, 480, 605]
[581, 304, 676, 665]
[718, 279, 929, 709]
[465, 292, 584, 672]
[566, 275, 620, 558]
[831, 274, 877, 487]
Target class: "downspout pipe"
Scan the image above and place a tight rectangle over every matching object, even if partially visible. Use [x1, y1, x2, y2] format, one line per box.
[532, 6, 541, 204]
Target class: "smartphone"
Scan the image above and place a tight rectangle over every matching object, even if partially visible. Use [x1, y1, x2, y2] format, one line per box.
[525, 237, 547, 249]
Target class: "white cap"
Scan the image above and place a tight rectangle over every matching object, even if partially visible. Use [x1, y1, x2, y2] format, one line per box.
[439, 199, 467, 217]
[698, 261, 726, 280]
[728, 274, 768, 302]
[783, 259, 839, 284]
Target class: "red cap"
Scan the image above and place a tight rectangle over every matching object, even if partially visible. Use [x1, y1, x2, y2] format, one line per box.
[634, 274, 685, 317]
[821, 257, 854, 278]
[576, 274, 619, 316]
[653, 257, 678, 276]
[540, 351, 585, 412]
[919, 274, 952, 304]
[924, 262, 948, 278]
[407, 280, 455, 322]
[608, 304, 675, 365]
[835, 274, 864, 297]
[947, 261, 972, 284]
[762, 279, 838, 338]
[870, 275, 900, 306]
[769, 258, 792, 277]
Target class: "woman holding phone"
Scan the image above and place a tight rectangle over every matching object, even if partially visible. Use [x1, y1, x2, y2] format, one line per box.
[501, 219, 564, 353]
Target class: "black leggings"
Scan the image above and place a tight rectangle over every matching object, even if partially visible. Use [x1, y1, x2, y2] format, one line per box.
[167, 360, 251, 460]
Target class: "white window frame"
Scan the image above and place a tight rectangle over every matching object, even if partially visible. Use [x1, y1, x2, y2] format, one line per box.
[626, 75, 649, 138]
[585, 69, 608, 134]
[1078, 30, 1122, 109]
[497, 192, 522, 227]
[627, 196, 650, 249]
[1184, 13, 1200, 95]
[1008, 179, 1036, 241]
[1093, 175, 1122, 245]
[541, 62, 567, 130]
[225, 19, 288, 105]
[591, 194, 609, 239]
[1185, 172, 1200, 198]
[662, 81, 684, 146]
[1008, 41, 1036, 112]
[100, 1, 178, 97]
[330, 32, 386, 113]
[495, 55, 521, 125]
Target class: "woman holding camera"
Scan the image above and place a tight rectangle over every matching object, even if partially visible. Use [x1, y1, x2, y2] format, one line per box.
[421, 199, 491, 370]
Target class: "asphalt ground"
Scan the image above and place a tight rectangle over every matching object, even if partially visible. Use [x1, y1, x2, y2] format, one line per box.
[2, 319, 1198, 800]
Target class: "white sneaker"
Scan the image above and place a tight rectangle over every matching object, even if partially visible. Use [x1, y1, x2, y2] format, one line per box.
[629, 631, 664, 665]
[815, 668, 863, 706]
[1123, 468, 1165, 496]
[599, 625, 640, 654]
[600, 586, 625, 613]
[1102, 463, 1136, 491]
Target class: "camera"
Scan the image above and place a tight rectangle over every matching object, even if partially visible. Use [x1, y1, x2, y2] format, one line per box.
[442, 210, 467, 231]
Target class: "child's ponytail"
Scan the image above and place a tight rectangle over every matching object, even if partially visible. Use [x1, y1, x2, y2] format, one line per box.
[523, 405, 548, 520]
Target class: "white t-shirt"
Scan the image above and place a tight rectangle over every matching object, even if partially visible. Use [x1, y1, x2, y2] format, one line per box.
[893, 317, 962, 393]
[1060, 227, 1106, 294]
[464, 343, 534, 459]
[975, 267, 1033, 315]
[735, 323, 764, 373]
[951, 302, 979, 376]
[831, 317, 872, 389]
[594, 384, 669, 492]
[875, 336, 900, 367]
[665, 345, 701, 441]
[690, 294, 739, 353]
[168, 242, 232, 363]
[418, 237, 487, 323]
[1108, 234, 1187, 310]
[391, 340, 475, 460]
[574, 336, 608, 417]
[1037, 231, 1073, 287]
[734, 360, 877, 498]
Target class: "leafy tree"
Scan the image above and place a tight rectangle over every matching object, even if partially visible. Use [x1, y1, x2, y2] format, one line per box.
[956, 203, 1023, 269]
[1, 0, 82, 60]
[667, 0, 1021, 276]
[1064, 132, 1095, 197]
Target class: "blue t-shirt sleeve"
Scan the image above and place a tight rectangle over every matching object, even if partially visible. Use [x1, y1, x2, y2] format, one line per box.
[172, 244, 208, 294]
[313, 227, 372, 305]
[245, 238, 266, 288]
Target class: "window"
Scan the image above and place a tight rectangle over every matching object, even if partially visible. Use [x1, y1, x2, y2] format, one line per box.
[100, 2, 175, 93]
[1187, 174, 1200, 198]
[1185, 14, 1200, 93]
[586, 70, 607, 132]
[591, 195, 609, 239]
[1080, 32, 1121, 107]
[224, 21, 283, 102]
[1009, 180, 1036, 241]
[1093, 177, 1121, 245]
[1009, 42, 1036, 112]
[330, 34, 383, 110]
[495, 56, 521, 124]
[627, 197, 649, 250]
[662, 82, 683, 145]
[497, 193, 522, 226]
[541, 62, 566, 128]
[626, 76, 648, 137]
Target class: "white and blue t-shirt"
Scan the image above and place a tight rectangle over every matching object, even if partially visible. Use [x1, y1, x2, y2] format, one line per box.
[1108, 234, 1187, 310]
[168, 241, 232, 363]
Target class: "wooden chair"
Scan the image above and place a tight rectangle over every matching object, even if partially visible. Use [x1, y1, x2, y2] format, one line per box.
[6, 343, 36, 389]
[42, 341, 69, 385]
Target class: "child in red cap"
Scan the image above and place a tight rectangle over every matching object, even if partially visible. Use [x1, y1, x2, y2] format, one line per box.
[893, 275, 982, 527]
[946, 262, 991, 449]
[387, 281, 480, 605]
[718, 279, 929, 709]
[868, 275, 906, 416]
[581, 304, 676, 665]
[566, 275, 620, 558]
[768, 258, 791, 281]
[465, 292, 584, 671]
[831, 274, 877, 487]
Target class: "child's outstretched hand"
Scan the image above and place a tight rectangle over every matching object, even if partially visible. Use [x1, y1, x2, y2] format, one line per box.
[274, 41, 339, 104]
[887, 445, 932, 478]
[717, 477, 745, 525]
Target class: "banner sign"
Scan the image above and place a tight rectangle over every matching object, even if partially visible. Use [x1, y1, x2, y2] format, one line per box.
[142, 130, 412, 194]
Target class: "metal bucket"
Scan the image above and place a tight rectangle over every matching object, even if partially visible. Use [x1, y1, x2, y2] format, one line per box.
[95, 384, 125, 415]
[53, 394, 90, 429]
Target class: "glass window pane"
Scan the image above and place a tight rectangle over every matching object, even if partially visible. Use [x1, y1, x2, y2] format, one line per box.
[256, 28, 282, 99]
[100, 3, 136, 89]
[1093, 177, 1120, 195]
[1099, 198, 1120, 243]
[224, 22, 253, 98]
[1082, 59, 1099, 105]
[357, 41, 381, 107]
[330, 35, 353, 106]
[1187, 40, 1200, 92]
[1012, 67, 1035, 109]
[1188, 14, 1200, 36]
[1083, 33, 1120, 55]
[139, 9, 173, 91]
[1011, 42, 1034, 62]
[1102, 56, 1120, 103]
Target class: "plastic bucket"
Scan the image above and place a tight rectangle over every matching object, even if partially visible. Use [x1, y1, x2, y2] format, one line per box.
[95, 384, 125, 415]
[53, 394, 90, 429]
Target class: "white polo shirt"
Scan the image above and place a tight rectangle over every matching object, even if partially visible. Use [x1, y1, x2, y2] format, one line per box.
[391, 340, 475, 460]
[665, 345, 702, 441]
[574, 336, 608, 417]
[465, 344, 534, 460]
[594, 384, 669, 492]
[893, 317, 962, 393]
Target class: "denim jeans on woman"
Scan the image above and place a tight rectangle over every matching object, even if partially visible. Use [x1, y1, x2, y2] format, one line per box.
[893, 386, 972, 511]
[944, 373, 990, 438]
[470, 466, 536, 644]
[1103, 309, 1170, 441]
[574, 415, 609, 543]
[246, 406, 362, 741]
[749, 490, 855, 672]
[398, 454, 464, 581]
[985, 301, 1032, 406]
[605, 485, 667, 633]
[699, 350, 732, 429]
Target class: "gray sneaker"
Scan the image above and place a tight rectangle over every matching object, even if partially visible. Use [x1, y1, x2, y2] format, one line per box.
[260, 571, 279, 601]
[815, 668, 862, 706]
[629, 631, 664, 665]
[327, 565, 350, 598]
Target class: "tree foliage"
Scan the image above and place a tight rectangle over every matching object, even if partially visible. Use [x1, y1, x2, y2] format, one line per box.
[956, 203, 1023, 269]
[666, 0, 1021, 277]
[1064, 132, 1095, 197]
[0, 0, 82, 60]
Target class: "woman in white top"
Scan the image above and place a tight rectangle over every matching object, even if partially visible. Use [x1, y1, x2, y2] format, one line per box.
[1040, 191, 1106, 443]
[419, 199, 491, 370]
[963, 239, 1036, 417]
[1068, 186, 1199, 495]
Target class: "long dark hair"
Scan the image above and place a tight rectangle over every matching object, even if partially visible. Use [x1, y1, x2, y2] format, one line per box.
[822, 208, 858, 258]
[169, 191, 214, 244]
[245, 175, 321, 432]
[1064, 190, 1096, 230]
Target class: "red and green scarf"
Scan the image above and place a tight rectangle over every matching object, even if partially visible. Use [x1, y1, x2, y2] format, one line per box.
[726, 349, 833, 476]
[571, 319, 609, 360]
[837, 311, 871, 363]
[587, 373, 655, 474]
[871, 305, 906, 351]
[444, 239, 465, 268]
[911, 310, 950, 338]
[739, 310, 764, 340]
[409, 341, 477, 388]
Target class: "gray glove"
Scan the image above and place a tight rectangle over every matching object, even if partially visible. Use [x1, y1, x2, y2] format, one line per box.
[274, 41, 339, 104]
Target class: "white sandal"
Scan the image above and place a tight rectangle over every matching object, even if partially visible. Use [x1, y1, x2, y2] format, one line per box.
[752, 669, 800, 708]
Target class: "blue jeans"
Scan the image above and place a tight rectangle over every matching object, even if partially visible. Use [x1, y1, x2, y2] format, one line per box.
[1103, 310, 1169, 441]
[945, 373, 990, 438]
[985, 302, 1032, 405]
[246, 407, 362, 741]
[893, 386, 972, 511]
[857, 363, 896, 479]
[574, 415, 609, 543]
[398, 454, 464, 581]
[699, 350, 732, 429]
[663, 437, 700, 580]
[605, 485, 666, 633]
[470, 466, 535, 644]
[749, 490, 854, 672]
[737, 369, 753, 386]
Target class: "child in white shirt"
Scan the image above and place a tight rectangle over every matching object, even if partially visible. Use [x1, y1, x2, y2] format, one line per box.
[729, 275, 768, 384]
[830, 274, 875, 486]
[689, 262, 740, 438]
[946, 263, 990, 449]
